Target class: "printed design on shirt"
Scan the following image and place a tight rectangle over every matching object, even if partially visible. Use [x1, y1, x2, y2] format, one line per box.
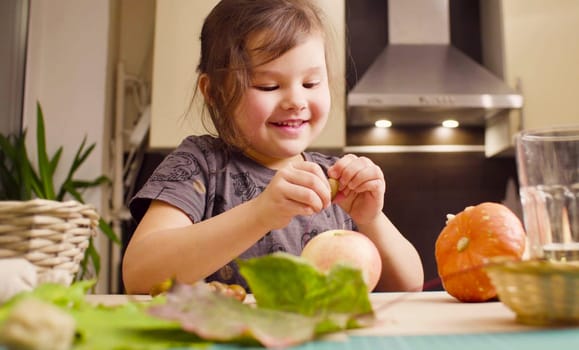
[257, 232, 287, 254]
[192, 178, 206, 194]
[268, 242, 286, 254]
[324, 208, 332, 218]
[150, 152, 201, 182]
[153, 186, 176, 200]
[231, 172, 264, 202]
[196, 137, 213, 158]
[344, 217, 355, 230]
[301, 228, 321, 248]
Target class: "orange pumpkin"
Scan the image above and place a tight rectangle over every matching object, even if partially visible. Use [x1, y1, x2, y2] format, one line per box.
[435, 202, 526, 302]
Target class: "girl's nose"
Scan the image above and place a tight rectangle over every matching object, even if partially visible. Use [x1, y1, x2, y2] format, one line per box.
[280, 87, 307, 111]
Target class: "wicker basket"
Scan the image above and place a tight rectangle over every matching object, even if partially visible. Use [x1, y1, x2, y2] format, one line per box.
[485, 258, 579, 326]
[0, 199, 99, 283]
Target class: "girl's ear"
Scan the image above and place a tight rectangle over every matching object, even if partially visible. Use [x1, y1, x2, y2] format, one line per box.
[198, 73, 212, 105]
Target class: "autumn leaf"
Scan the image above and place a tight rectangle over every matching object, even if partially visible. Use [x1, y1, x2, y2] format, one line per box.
[149, 283, 318, 348]
[149, 253, 375, 348]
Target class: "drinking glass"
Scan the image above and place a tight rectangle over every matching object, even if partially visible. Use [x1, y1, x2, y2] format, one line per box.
[516, 126, 579, 261]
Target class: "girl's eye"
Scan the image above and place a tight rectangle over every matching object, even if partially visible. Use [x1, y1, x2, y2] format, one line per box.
[254, 85, 278, 92]
[303, 81, 320, 89]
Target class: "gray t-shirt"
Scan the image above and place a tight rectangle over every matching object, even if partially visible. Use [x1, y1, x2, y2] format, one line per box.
[130, 135, 355, 288]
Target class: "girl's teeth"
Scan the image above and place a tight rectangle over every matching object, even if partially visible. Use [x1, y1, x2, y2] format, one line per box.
[276, 121, 303, 127]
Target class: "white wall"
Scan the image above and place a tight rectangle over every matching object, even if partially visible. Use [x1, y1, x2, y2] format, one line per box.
[481, 0, 579, 130]
[500, 0, 579, 129]
[23, 0, 111, 292]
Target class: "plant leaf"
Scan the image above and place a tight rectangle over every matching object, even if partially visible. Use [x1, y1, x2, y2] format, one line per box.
[0, 134, 20, 199]
[60, 136, 97, 196]
[36, 102, 56, 199]
[0, 132, 40, 200]
[16, 132, 43, 200]
[56, 135, 106, 201]
[17, 137, 36, 200]
[99, 218, 121, 244]
[70, 137, 95, 175]
[0, 133, 16, 157]
[70, 176, 111, 190]
[49, 146, 63, 176]
[77, 238, 101, 281]
[73, 136, 96, 171]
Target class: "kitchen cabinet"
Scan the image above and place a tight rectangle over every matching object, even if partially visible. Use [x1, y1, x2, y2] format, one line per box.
[150, 0, 345, 150]
[481, 0, 579, 155]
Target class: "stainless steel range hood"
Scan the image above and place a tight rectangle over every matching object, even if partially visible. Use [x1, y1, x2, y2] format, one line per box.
[347, 0, 523, 127]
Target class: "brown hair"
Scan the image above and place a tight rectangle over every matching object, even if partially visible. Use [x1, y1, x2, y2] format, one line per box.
[193, 0, 337, 149]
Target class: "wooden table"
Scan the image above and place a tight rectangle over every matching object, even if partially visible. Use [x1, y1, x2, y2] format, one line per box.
[86, 291, 579, 349]
[351, 291, 538, 336]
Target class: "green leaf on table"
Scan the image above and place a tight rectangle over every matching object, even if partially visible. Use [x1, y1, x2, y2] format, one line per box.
[0, 280, 95, 327]
[72, 300, 206, 350]
[239, 252, 375, 332]
[0, 280, 95, 315]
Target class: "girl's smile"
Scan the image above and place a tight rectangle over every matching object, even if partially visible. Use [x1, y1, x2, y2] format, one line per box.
[271, 119, 307, 133]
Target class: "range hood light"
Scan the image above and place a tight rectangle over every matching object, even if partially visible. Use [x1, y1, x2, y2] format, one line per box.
[375, 119, 393, 128]
[442, 119, 459, 128]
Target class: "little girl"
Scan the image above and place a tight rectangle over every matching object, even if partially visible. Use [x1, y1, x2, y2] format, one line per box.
[122, 0, 424, 294]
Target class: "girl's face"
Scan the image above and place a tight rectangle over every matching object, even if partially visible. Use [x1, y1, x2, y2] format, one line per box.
[233, 33, 331, 167]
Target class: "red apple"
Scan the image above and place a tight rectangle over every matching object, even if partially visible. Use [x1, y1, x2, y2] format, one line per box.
[300, 229, 382, 291]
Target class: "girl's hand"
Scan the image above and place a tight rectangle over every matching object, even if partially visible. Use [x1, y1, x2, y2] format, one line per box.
[254, 161, 332, 230]
[327, 154, 385, 225]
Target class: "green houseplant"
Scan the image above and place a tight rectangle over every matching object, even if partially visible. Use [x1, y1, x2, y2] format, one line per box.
[0, 102, 120, 280]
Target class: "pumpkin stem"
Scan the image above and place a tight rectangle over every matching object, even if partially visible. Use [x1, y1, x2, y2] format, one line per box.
[457, 237, 469, 252]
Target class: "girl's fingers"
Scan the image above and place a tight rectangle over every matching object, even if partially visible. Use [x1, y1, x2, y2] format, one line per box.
[278, 162, 332, 210]
[285, 181, 325, 212]
[346, 163, 385, 193]
[330, 155, 382, 192]
[328, 154, 356, 182]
